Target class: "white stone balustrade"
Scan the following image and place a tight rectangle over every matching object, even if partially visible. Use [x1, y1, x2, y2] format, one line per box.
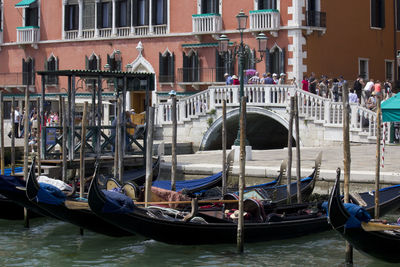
[249, 9, 280, 31]
[16, 26, 40, 44]
[192, 14, 222, 34]
[99, 28, 112, 38]
[155, 84, 383, 144]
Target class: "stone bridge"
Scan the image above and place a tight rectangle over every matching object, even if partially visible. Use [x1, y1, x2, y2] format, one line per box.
[154, 85, 382, 151]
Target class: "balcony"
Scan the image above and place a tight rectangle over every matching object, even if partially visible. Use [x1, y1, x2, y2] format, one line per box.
[306, 11, 326, 28]
[177, 67, 225, 89]
[16, 26, 40, 48]
[249, 9, 280, 33]
[192, 13, 222, 36]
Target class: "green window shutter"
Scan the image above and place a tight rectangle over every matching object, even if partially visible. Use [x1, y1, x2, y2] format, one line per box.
[280, 48, 285, 74]
[65, 5, 70, 31]
[55, 57, 59, 84]
[85, 55, 89, 70]
[98, 57, 101, 70]
[163, 0, 167, 24]
[265, 48, 270, 73]
[97, 2, 102, 28]
[171, 52, 175, 82]
[132, 0, 138, 26]
[44, 58, 48, 84]
[159, 52, 164, 75]
[145, 0, 149, 25]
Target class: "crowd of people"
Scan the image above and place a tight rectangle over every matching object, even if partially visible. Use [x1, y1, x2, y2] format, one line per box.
[224, 72, 288, 85]
[300, 73, 393, 110]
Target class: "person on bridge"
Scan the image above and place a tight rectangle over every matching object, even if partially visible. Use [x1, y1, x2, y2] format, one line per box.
[224, 73, 233, 85]
[353, 75, 364, 104]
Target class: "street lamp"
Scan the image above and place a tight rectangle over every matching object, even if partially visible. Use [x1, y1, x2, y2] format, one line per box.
[218, 10, 267, 147]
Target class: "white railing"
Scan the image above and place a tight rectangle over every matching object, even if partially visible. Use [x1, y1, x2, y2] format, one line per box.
[153, 25, 167, 35]
[99, 28, 112, 38]
[192, 14, 222, 33]
[65, 30, 78, 40]
[156, 84, 380, 142]
[116, 27, 130, 37]
[134, 26, 149, 36]
[82, 29, 95, 39]
[249, 10, 280, 31]
[16, 27, 40, 43]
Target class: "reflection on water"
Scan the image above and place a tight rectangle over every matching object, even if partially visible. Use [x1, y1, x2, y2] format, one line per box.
[0, 215, 399, 267]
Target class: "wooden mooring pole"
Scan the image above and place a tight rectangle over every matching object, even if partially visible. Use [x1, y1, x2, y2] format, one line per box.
[11, 98, 15, 175]
[62, 98, 67, 182]
[0, 92, 4, 175]
[375, 94, 382, 219]
[79, 102, 88, 198]
[222, 100, 227, 197]
[23, 81, 30, 228]
[144, 106, 155, 207]
[286, 96, 294, 204]
[114, 97, 120, 180]
[36, 98, 41, 176]
[342, 81, 353, 265]
[237, 97, 246, 253]
[171, 94, 177, 191]
[294, 95, 301, 203]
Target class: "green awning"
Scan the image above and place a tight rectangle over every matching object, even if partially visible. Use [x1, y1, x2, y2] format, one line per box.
[382, 92, 400, 122]
[15, 0, 36, 8]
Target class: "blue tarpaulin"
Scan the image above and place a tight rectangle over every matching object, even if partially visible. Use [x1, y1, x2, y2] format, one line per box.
[152, 171, 222, 192]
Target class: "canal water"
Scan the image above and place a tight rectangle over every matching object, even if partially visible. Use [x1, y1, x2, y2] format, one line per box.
[0, 215, 399, 267]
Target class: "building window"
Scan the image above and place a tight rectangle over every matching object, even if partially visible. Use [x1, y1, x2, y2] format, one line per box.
[159, 50, 175, 83]
[201, 0, 219, 14]
[83, 2, 95, 29]
[22, 57, 35, 85]
[0, 1, 3, 32]
[397, 0, 400, 30]
[385, 60, 394, 81]
[132, 0, 149, 26]
[117, 0, 130, 27]
[107, 50, 122, 71]
[266, 46, 285, 75]
[25, 4, 39, 27]
[152, 0, 167, 25]
[97, 1, 112, 28]
[64, 4, 79, 31]
[45, 55, 59, 85]
[359, 58, 369, 80]
[258, 0, 277, 10]
[183, 51, 199, 82]
[86, 53, 101, 70]
[371, 0, 385, 28]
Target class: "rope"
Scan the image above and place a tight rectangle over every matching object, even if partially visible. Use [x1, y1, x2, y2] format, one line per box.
[381, 122, 387, 168]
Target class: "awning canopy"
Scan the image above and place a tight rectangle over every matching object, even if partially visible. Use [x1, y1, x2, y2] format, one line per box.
[382, 92, 400, 122]
[15, 0, 37, 8]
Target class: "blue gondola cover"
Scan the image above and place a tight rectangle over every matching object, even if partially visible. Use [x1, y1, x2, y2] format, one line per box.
[102, 190, 134, 214]
[36, 183, 66, 205]
[343, 203, 371, 228]
[152, 172, 222, 192]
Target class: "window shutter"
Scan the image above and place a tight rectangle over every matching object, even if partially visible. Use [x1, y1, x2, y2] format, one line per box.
[44, 58, 48, 84]
[371, 0, 376, 27]
[380, 0, 385, 28]
[108, 2, 112, 28]
[194, 52, 199, 82]
[279, 48, 285, 74]
[32, 58, 35, 84]
[116, 1, 121, 27]
[265, 48, 270, 73]
[74, 5, 79, 30]
[107, 54, 111, 65]
[132, 0, 138, 26]
[213, 0, 219, 14]
[64, 5, 70, 31]
[183, 52, 188, 82]
[201, 0, 206, 14]
[163, 0, 167, 24]
[159, 52, 164, 75]
[145, 0, 149, 25]
[152, 0, 156, 25]
[97, 56, 101, 70]
[55, 57, 59, 84]
[97, 2, 102, 28]
[85, 55, 89, 70]
[171, 52, 175, 82]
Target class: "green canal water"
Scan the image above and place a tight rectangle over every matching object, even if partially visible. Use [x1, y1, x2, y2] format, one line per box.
[0, 217, 399, 267]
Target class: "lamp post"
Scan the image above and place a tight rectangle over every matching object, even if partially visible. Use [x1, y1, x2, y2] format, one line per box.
[218, 10, 268, 152]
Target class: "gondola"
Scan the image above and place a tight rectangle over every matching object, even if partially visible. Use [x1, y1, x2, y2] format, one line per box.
[328, 169, 400, 263]
[88, 168, 330, 244]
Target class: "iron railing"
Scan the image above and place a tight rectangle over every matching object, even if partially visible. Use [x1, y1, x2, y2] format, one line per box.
[306, 11, 326, 28]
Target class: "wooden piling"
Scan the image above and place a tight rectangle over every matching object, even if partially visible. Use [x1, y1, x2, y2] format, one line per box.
[375, 94, 382, 219]
[237, 96, 246, 253]
[144, 106, 155, 207]
[62, 98, 67, 182]
[114, 97, 120, 179]
[36, 98, 41, 175]
[23, 82, 30, 229]
[294, 95, 301, 203]
[0, 92, 4, 175]
[58, 95, 63, 126]
[287, 96, 294, 204]
[79, 102, 88, 198]
[342, 81, 353, 265]
[11, 98, 15, 175]
[117, 98, 123, 182]
[222, 100, 227, 197]
[171, 95, 177, 191]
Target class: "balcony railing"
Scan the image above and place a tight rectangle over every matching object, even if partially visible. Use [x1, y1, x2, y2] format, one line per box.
[177, 67, 226, 83]
[306, 11, 326, 28]
[16, 26, 40, 44]
[249, 9, 280, 31]
[192, 13, 222, 34]
[64, 25, 166, 40]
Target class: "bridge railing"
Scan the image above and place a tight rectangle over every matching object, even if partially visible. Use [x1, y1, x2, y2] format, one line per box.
[155, 84, 382, 142]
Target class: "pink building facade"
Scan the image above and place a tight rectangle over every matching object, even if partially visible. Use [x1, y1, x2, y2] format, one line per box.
[0, 0, 398, 117]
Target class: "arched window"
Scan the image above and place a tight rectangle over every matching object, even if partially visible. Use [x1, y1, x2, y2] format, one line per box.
[159, 50, 175, 82]
[266, 45, 285, 75]
[86, 52, 100, 70]
[22, 57, 35, 85]
[45, 54, 59, 85]
[183, 50, 199, 82]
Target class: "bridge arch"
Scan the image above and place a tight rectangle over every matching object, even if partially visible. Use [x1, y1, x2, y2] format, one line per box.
[199, 106, 298, 150]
